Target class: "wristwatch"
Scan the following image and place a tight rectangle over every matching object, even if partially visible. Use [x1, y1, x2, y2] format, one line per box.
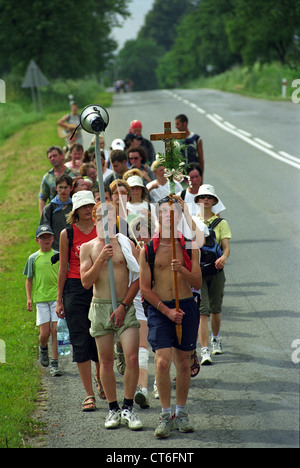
[120, 302, 129, 312]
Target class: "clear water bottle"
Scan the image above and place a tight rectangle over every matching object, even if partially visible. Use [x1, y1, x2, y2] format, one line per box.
[57, 318, 71, 356]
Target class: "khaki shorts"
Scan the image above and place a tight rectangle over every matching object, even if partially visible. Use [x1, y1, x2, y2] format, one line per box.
[89, 298, 140, 339]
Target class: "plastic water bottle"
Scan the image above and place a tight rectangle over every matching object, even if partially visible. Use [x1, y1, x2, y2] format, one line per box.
[57, 318, 71, 356]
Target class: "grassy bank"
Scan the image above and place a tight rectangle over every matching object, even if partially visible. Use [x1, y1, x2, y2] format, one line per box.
[186, 62, 300, 100]
[0, 88, 112, 448]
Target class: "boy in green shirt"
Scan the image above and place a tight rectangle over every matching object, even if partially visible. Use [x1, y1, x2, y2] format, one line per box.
[23, 225, 62, 376]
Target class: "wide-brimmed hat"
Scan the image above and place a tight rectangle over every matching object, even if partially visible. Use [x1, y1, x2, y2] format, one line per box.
[194, 184, 219, 204]
[36, 224, 54, 238]
[126, 175, 144, 188]
[72, 190, 96, 211]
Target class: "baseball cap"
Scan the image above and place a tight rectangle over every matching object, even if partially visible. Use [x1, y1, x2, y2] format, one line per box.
[111, 138, 125, 150]
[36, 224, 54, 238]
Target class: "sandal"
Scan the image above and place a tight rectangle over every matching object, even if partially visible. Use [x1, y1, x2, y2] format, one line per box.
[94, 377, 106, 400]
[190, 350, 200, 378]
[82, 395, 96, 412]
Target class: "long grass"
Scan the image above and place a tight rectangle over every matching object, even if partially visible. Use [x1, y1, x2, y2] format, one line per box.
[0, 86, 112, 448]
[186, 62, 300, 100]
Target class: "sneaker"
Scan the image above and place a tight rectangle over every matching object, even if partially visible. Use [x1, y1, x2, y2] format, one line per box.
[39, 346, 49, 367]
[134, 387, 150, 409]
[211, 336, 223, 355]
[154, 412, 174, 439]
[200, 348, 213, 365]
[152, 380, 159, 399]
[114, 343, 126, 375]
[121, 408, 143, 431]
[173, 410, 194, 433]
[50, 359, 63, 376]
[105, 409, 121, 429]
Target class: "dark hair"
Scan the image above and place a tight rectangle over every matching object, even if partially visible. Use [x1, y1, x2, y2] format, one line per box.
[47, 145, 63, 156]
[109, 150, 127, 164]
[187, 162, 202, 177]
[175, 114, 188, 124]
[56, 174, 73, 187]
[127, 146, 147, 164]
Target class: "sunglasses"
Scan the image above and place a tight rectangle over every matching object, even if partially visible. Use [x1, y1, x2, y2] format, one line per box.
[197, 195, 215, 200]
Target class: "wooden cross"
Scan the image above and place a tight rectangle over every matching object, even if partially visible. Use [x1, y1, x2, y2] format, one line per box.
[150, 121, 186, 150]
[149, 121, 186, 345]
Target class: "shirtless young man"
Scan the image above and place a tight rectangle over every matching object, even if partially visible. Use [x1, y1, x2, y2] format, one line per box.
[80, 201, 143, 431]
[140, 196, 202, 439]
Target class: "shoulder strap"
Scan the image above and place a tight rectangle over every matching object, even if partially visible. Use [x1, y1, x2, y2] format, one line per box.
[144, 240, 155, 287]
[209, 217, 224, 230]
[180, 189, 187, 200]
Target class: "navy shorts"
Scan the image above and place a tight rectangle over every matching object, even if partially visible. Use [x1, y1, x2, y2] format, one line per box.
[147, 297, 200, 352]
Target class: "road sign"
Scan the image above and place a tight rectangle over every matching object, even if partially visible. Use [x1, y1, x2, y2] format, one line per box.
[21, 60, 49, 113]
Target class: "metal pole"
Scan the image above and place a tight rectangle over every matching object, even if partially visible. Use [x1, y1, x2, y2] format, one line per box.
[94, 133, 118, 311]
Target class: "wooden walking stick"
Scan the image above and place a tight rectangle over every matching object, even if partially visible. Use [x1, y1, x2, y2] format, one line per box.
[150, 122, 187, 344]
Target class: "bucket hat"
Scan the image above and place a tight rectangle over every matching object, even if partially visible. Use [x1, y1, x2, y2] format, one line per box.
[72, 190, 96, 211]
[194, 184, 219, 204]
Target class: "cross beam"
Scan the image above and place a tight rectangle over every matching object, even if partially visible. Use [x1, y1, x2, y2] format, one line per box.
[150, 121, 186, 147]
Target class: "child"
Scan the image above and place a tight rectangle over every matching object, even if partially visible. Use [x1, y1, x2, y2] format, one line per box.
[23, 224, 62, 376]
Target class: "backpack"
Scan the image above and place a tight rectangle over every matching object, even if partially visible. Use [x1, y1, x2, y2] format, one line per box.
[142, 236, 192, 315]
[200, 218, 224, 277]
[51, 225, 74, 264]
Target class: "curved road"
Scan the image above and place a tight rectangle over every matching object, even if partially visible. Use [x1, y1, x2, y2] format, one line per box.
[33, 89, 300, 450]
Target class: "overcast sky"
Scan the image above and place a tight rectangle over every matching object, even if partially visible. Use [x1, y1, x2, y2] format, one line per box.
[111, 0, 155, 51]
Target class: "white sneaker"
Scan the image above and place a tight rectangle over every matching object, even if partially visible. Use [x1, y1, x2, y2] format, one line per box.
[211, 336, 223, 355]
[200, 348, 213, 365]
[105, 409, 121, 429]
[134, 387, 150, 409]
[152, 380, 159, 399]
[121, 408, 143, 431]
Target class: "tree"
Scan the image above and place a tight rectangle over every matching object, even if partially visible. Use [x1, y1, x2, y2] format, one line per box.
[118, 38, 164, 90]
[156, 0, 239, 88]
[0, 0, 130, 78]
[226, 0, 300, 66]
[138, 0, 197, 52]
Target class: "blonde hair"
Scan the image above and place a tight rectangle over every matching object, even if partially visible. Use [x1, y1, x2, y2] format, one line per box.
[109, 179, 131, 196]
[92, 201, 117, 222]
[123, 168, 143, 180]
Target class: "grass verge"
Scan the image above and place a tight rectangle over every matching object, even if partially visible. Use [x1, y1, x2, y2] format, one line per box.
[0, 90, 112, 448]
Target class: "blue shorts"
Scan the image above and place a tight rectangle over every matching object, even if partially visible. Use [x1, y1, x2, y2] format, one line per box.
[147, 297, 200, 352]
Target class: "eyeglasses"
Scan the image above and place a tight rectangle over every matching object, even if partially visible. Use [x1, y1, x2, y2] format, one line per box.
[197, 195, 215, 200]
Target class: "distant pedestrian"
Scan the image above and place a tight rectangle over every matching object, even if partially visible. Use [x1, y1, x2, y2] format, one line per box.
[175, 114, 204, 177]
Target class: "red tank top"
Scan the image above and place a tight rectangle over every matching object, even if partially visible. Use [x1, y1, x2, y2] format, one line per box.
[67, 224, 97, 279]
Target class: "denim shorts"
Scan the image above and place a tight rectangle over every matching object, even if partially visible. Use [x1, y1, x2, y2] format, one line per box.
[147, 297, 200, 352]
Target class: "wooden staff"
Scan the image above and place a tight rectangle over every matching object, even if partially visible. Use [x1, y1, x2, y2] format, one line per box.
[150, 122, 186, 344]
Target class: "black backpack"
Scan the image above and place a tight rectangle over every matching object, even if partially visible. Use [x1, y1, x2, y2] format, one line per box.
[51, 225, 74, 264]
[200, 218, 224, 277]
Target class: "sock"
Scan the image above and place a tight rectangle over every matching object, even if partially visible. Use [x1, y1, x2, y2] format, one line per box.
[141, 387, 148, 395]
[122, 398, 133, 410]
[162, 407, 172, 416]
[40, 345, 48, 351]
[109, 401, 120, 412]
[175, 405, 186, 416]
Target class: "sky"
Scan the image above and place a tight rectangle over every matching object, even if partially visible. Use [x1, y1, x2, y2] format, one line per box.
[111, 0, 156, 51]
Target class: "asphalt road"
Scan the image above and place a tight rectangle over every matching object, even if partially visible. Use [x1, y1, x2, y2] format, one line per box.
[32, 89, 300, 450]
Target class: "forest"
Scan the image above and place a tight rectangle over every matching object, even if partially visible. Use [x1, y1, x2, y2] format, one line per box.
[0, 0, 299, 91]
